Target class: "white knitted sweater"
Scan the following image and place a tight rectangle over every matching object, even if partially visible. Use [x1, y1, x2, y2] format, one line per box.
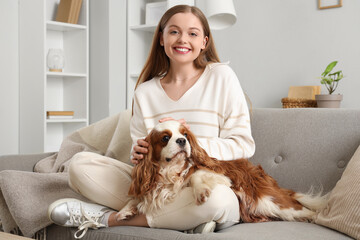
[130, 62, 255, 160]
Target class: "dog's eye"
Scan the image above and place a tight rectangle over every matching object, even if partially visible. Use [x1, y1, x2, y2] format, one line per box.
[166, 158, 171, 162]
[162, 135, 170, 143]
[183, 133, 188, 138]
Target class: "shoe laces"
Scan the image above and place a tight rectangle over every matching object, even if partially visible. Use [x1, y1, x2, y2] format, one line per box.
[72, 203, 106, 239]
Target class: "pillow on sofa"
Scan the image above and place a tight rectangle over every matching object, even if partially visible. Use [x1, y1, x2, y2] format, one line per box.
[315, 144, 360, 239]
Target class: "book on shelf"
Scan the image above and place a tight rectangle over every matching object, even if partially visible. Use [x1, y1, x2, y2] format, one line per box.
[47, 111, 74, 119]
[55, 0, 83, 24]
[47, 115, 74, 119]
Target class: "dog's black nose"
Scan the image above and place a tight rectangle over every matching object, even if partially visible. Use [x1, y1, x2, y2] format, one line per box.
[176, 138, 186, 147]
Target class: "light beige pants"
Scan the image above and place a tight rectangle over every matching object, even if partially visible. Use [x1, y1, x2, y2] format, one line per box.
[68, 152, 240, 230]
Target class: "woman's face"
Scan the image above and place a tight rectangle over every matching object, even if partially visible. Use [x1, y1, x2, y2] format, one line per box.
[160, 12, 208, 67]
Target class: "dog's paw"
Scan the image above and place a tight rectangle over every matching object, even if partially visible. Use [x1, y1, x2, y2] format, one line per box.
[116, 207, 138, 221]
[194, 186, 211, 205]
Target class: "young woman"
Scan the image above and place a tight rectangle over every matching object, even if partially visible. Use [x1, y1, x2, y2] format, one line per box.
[48, 5, 255, 239]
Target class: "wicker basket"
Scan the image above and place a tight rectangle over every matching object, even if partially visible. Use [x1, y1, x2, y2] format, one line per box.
[281, 97, 317, 108]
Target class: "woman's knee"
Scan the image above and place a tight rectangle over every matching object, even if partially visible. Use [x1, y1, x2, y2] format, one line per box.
[67, 152, 132, 210]
[68, 152, 95, 180]
[68, 152, 104, 192]
[204, 184, 240, 224]
[207, 185, 238, 208]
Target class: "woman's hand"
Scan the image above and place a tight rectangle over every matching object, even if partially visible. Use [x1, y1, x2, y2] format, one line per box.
[131, 138, 149, 165]
[159, 117, 190, 130]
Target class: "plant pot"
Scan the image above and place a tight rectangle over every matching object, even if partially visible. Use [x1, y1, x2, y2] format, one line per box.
[315, 94, 343, 108]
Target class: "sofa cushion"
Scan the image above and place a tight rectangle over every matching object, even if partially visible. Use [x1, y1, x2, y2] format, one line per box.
[250, 109, 360, 194]
[218, 222, 352, 240]
[315, 144, 360, 239]
[46, 221, 352, 240]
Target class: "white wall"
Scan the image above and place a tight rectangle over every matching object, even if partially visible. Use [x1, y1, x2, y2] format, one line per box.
[89, 0, 127, 124]
[0, 0, 19, 155]
[89, 0, 110, 123]
[212, 0, 360, 108]
[1, 1, 359, 154]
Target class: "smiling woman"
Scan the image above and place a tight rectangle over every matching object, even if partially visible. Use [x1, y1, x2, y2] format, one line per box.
[160, 13, 207, 61]
[158, 12, 208, 101]
[48, 4, 255, 238]
[134, 5, 219, 90]
[128, 4, 255, 231]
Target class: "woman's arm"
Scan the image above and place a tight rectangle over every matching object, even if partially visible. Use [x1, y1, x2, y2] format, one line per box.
[130, 94, 149, 164]
[197, 68, 255, 160]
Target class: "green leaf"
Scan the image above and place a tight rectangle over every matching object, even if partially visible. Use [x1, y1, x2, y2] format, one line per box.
[324, 76, 333, 85]
[334, 72, 344, 82]
[329, 70, 341, 76]
[339, 72, 343, 79]
[322, 61, 338, 77]
[330, 71, 343, 81]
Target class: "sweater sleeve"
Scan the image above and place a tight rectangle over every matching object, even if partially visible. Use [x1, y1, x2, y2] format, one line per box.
[197, 68, 255, 160]
[129, 91, 148, 158]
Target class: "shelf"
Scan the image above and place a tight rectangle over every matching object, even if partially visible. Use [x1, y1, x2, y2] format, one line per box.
[130, 24, 157, 32]
[47, 72, 87, 78]
[46, 29, 87, 73]
[47, 118, 88, 123]
[47, 21, 87, 31]
[127, 1, 160, 108]
[19, 0, 89, 153]
[130, 73, 140, 78]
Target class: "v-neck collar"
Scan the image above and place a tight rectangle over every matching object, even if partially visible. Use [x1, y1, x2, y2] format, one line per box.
[156, 65, 209, 103]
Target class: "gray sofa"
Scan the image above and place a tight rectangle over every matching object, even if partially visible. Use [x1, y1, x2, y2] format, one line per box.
[1, 108, 359, 240]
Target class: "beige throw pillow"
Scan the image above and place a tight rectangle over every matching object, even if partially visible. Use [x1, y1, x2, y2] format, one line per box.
[315, 144, 360, 239]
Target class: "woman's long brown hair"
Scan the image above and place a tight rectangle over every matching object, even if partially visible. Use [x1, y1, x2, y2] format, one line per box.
[134, 5, 220, 90]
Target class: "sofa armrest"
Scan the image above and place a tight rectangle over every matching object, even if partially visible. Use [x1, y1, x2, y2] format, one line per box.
[0, 152, 55, 172]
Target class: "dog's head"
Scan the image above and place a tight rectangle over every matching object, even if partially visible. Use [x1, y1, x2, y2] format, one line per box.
[150, 120, 191, 164]
[129, 120, 208, 197]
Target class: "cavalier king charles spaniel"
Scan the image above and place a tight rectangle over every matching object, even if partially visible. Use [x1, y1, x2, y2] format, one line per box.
[117, 121, 326, 223]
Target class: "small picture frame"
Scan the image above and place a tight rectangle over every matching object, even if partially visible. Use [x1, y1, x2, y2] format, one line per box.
[318, 0, 343, 10]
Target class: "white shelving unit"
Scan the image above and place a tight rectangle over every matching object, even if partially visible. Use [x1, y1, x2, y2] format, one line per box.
[126, 0, 194, 108]
[127, 0, 161, 108]
[19, 0, 89, 153]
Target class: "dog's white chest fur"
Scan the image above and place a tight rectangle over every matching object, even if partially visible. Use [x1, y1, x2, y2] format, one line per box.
[137, 159, 193, 214]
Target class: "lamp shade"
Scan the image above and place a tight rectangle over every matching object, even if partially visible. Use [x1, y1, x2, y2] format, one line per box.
[196, 0, 237, 30]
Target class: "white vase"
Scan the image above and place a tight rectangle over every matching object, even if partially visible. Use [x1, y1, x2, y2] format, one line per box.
[47, 48, 64, 72]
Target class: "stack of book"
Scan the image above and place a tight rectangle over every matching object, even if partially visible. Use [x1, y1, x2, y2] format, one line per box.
[47, 111, 74, 119]
[56, 0, 83, 24]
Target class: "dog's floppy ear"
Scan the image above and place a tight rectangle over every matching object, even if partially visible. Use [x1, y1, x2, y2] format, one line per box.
[128, 133, 160, 198]
[185, 129, 211, 165]
[185, 127, 222, 172]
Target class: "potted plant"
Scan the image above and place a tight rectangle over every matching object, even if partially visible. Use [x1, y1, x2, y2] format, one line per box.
[315, 61, 344, 108]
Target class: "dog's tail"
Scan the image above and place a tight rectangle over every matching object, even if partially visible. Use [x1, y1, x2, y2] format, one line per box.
[295, 186, 329, 211]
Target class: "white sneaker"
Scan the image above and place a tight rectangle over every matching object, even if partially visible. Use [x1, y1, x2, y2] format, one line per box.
[185, 221, 216, 234]
[48, 198, 112, 239]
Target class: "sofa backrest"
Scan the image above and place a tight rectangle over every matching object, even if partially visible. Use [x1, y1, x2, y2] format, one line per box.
[250, 108, 360, 194]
